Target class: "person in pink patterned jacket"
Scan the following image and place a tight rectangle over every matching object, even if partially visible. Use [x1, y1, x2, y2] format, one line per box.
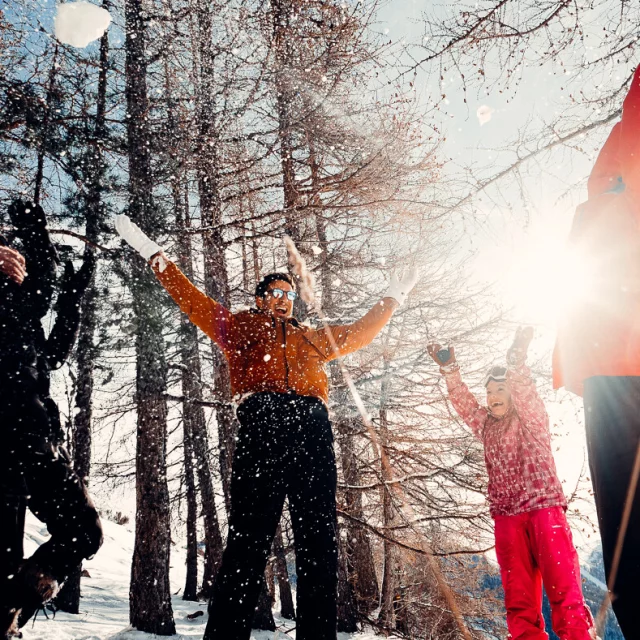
[428, 328, 595, 640]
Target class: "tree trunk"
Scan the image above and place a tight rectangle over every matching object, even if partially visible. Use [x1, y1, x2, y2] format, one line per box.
[55, 9, 109, 614]
[377, 495, 396, 628]
[193, 0, 237, 516]
[271, 0, 316, 319]
[192, 391, 224, 599]
[273, 524, 295, 620]
[175, 190, 224, 600]
[377, 357, 396, 629]
[271, 0, 301, 240]
[182, 410, 199, 602]
[33, 42, 59, 205]
[165, 47, 224, 600]
[124, 0, 174, 632]
[337, 417, 380, 616]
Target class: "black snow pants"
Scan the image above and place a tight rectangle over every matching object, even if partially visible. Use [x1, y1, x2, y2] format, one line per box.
[583, 376, 640, 639]
[204, 392, 338, 640]
[0, 365, 103, 613]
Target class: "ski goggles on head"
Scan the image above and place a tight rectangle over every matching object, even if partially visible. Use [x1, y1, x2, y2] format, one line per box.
[267, 288, 298, 301]
[484, 366, 507, 387]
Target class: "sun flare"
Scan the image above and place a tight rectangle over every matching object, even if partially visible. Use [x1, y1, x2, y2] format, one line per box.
[504, 230, 594, 327]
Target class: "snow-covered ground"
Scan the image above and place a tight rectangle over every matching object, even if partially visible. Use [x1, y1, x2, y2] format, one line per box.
[22, 512, 389, 640]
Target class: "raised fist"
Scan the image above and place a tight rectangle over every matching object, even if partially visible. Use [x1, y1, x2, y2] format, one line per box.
[427, 343, 457, 372]
[507, 326, 534, 367]
[8, 199, 47, 229]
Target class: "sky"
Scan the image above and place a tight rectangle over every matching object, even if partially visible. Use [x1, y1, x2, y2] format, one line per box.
[374, 0, 626, 546]
[376, 0, 594, 334]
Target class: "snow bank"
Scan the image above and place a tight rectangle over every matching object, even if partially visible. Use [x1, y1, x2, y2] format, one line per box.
[54, 2, 111, 48]
[22, 512, 388, 639]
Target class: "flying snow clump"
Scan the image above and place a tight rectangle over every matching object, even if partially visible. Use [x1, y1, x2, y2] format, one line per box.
[477, 105, 495, 126]
[55, 2, 112, 48]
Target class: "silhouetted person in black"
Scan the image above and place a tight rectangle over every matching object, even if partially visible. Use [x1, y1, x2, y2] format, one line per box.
[0, 201, 102, 639]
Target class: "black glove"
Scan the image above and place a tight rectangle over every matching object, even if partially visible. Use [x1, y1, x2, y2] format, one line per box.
[74, 249, 97, 292]
[57, 251, 96, 302]
[8, 199, 47, 229]
[47, 254, 95, 369]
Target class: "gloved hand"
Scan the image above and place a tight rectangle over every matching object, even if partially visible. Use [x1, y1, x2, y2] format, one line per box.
[8, 200, 47, 228]
[384, 267, 419, 306]
[506, 326, 533, 367]
[75, 249, 97, 291]
[57, 252, 95, 306]
[427, 343, 458, 373]
[114, 214, 163, 261]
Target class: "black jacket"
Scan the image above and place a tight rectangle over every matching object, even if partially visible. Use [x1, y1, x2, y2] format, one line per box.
[0, 201, 94, 440]
[0, 205, 57, 373]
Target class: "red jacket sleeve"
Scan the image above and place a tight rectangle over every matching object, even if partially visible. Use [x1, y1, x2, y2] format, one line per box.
[151, 260, 234, 352]
[444, 369, 487, 441]
[506, 364, 549, 433]
[619, 65, 640, 199]
[587, 122, 621, 199]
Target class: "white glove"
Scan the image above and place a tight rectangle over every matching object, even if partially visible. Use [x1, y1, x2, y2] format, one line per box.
[114, 214, 163, 261]
[384, 267, 419, 306]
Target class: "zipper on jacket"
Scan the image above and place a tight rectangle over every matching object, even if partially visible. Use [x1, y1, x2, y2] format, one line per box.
[282, 319, 290, 389]
[272, 316, 291, 390]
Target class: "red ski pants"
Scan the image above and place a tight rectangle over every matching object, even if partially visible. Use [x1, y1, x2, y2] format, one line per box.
[494, 507, 594, 640]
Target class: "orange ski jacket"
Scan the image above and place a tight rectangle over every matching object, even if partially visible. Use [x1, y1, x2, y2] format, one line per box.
[152, 261, 398, 404]
[553, 65, 640, 395]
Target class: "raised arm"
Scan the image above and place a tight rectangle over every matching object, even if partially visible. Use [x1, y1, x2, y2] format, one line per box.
[308, 269, 418, 360]
[428, 344, 487, 440]
[151, 259, 233, 349]
[8, 200, 57, 320]
[114, 214, 233, 350]
[46, 252, 96, 370]
[444, 369, 488, 441]
[506, 327, 548, 430]
[506, 364, 547, 430]
[311, 298, 398, 360]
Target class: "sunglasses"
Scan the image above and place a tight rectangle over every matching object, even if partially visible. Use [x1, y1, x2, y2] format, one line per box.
[268, 288, 298, 301]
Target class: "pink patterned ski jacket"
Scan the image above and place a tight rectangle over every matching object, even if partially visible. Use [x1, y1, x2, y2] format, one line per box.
[444, 365, 566, 517]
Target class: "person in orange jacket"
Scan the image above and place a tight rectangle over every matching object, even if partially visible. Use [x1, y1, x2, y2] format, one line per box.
[114, 214, 418, 640]
[553, 64, 640, 637]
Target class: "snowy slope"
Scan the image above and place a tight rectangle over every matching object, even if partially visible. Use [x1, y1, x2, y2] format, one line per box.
[22, 512, 392, 640]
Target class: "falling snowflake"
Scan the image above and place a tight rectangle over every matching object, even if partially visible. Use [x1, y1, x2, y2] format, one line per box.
[477, 105, 495, 126]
